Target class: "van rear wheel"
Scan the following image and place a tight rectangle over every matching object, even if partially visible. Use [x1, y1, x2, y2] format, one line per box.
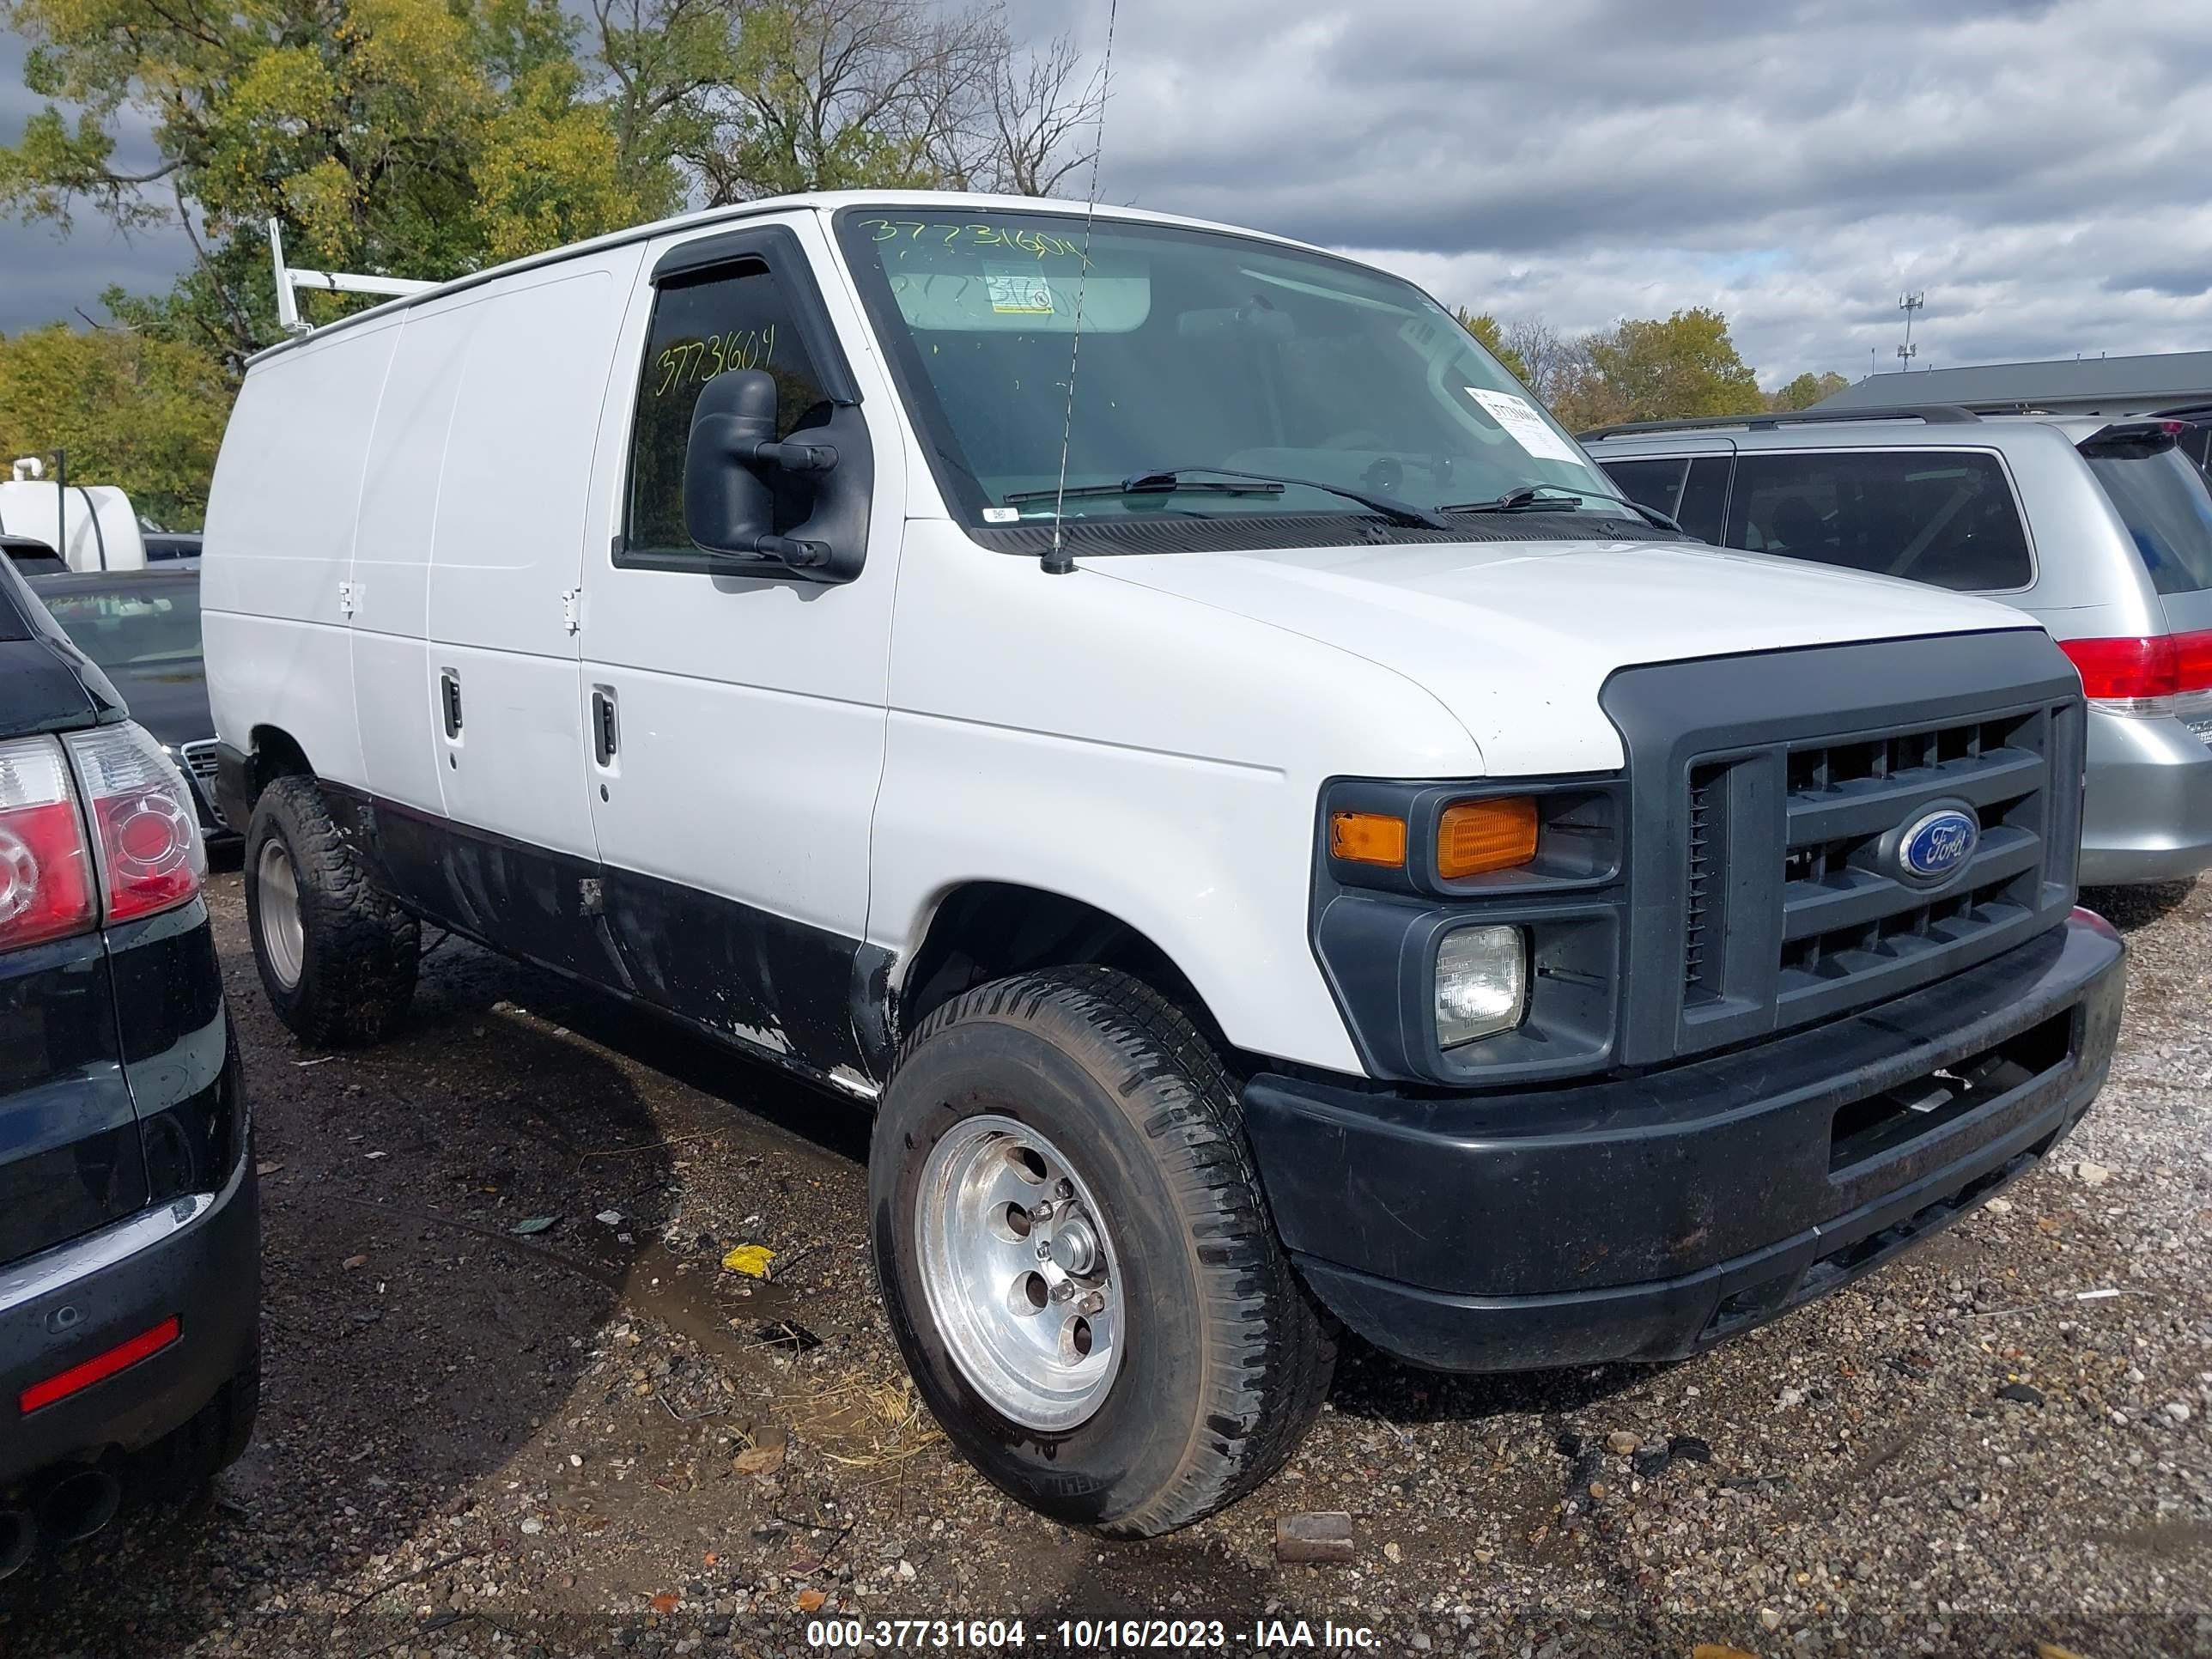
[243, 777, 418, 1046]
[871, 965, 1334, 1537]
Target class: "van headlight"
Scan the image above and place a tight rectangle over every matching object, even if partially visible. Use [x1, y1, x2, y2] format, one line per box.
[1435, 924, 1527, 1046]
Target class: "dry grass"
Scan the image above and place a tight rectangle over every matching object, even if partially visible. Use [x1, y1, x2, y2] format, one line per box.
[788, 1369, 941, 1467]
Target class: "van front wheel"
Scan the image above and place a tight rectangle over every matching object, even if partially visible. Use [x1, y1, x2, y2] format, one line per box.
[243, 777, 418, 1046]
[871, 966, 1334, 1537]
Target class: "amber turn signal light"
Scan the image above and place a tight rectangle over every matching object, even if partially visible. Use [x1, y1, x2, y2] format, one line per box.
[1437, 797, 1539, 878]
[1328, 811, 1407, 868]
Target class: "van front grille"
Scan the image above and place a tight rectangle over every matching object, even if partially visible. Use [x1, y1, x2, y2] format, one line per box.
[1775, 711, 2048, 1010]
[1663, 695, 2078, 1057]
[1599, 633, 2083, 1068]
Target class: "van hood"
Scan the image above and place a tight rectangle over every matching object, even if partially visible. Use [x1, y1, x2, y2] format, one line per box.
[1093, 536, 2035, 775]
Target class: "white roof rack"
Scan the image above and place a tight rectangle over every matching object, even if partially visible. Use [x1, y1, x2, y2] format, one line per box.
[269, 218, 436, 335]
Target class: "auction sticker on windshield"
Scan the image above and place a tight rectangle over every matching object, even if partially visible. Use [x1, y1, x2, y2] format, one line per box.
[1464, 387, 1581, 464]
[987, 265, 1055, 315]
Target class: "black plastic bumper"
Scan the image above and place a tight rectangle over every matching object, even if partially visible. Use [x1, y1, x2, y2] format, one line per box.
[1246, 911, 2124, 1373]
[211, 741, 252, 848]
[0, 1138, 258, 1492]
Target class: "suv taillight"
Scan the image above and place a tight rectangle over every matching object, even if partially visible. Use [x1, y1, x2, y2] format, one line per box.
[2057, 629, 2212, 714]
[62, 725, 206, 925]
[0, 736, 97, 950]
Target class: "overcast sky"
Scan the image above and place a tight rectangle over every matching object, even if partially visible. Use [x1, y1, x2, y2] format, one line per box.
[6, 0, 2211, 386]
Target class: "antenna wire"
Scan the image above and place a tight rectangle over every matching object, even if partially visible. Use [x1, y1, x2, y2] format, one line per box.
[1042, 0, 1120, 575]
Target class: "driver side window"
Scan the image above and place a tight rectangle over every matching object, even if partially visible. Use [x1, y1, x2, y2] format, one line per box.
[623, 261, 831, 568]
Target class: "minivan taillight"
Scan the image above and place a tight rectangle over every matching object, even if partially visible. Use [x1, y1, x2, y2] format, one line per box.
[62, 725, 206, 924]
[2057, 629, 2212, 714]
[0, 736, 96, 951]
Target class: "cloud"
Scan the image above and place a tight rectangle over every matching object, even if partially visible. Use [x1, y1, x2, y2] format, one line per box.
[9, 0, 2212, 384]
[1025, 0, 2212, 383]
[0, 30, 194, 334]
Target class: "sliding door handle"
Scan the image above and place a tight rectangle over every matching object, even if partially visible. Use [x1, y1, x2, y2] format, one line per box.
[591, 686, 618, 767]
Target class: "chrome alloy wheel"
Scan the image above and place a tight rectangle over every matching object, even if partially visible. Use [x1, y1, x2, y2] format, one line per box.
[256, 838, 306, 989]
[915, 1114, 1124, 1431]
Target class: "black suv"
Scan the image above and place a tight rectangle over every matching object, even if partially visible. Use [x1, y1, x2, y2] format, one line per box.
[0, 553, 256, 1577]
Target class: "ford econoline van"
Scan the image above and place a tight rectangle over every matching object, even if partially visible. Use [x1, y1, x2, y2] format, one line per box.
[203, 193, 2123, 1536]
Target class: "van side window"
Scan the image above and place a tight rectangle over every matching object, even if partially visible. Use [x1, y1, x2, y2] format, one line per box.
[1723, 450, 2032, 592]
[623, 263, 833, 566]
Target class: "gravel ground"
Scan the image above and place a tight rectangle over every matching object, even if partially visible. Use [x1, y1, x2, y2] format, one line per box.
[3, 872, 2209, 1659]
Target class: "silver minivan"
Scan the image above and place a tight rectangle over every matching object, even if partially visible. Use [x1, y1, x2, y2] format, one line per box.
[1583, 406, 2212, 885]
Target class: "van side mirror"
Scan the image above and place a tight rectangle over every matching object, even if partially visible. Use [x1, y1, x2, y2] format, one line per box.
[683, 369, 848, 574]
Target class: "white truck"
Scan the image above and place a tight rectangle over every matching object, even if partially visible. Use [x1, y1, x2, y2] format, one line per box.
[201, 191, 2124, 1537]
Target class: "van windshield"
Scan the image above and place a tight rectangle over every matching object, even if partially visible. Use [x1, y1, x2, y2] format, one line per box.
[834, 209, 1613, 532]
[2083, 446, 2212, 595]
[37, 581, 204, 670]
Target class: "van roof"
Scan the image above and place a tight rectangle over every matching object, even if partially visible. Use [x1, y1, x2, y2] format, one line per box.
[246, 191, 1340, 368]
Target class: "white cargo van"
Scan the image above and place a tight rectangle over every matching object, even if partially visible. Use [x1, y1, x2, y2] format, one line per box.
[203, 191, 2124, 1537]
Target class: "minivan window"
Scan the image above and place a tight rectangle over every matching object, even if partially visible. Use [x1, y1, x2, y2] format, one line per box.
[1596, 455, 1729, 544]
[1723, 450, 2032, 592]
[1676, 456, 1730, 544]
[835, 210, 1618, 531]
[624, 262, 833, 562]
[1601, 459, 1686, 519]
[2083, 447, 2212, 595]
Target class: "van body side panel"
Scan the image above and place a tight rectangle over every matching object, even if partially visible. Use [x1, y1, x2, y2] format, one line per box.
[203, 324, 402, 784]
[868, 524, 1486, 1076]
[387, 254, 642, 979]
[425, 257, 639, 864]
[350, 300, 476, 815]
[580, 217, 899, 1076]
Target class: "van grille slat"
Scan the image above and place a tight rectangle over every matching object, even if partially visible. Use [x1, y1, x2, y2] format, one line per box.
[1779, 825, 2043, 943]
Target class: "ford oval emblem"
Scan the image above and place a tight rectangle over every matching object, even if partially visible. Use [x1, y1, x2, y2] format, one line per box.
[1899, 805, 1979, 883]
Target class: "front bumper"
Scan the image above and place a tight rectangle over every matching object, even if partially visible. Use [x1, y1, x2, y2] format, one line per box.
[1245, 912, 2124, 1374]
[170, 742, 236, 842]
[0, 1127, 258, 1492]
[2079, 707, 2212, 885]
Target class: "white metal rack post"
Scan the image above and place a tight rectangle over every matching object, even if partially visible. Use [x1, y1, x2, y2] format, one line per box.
[269, 218, 436, 334]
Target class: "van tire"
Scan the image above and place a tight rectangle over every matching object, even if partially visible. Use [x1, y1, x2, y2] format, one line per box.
[870, 965, 1334, 1537]
[243, 777, 418, 1047]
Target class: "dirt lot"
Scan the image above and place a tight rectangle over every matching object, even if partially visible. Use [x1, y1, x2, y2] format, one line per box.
[3, 872, 2210, 1658]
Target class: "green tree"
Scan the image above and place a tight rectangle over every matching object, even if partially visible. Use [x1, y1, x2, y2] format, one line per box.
[635, 0, 1097, 204]
[587, 0, 737, 204]
[1454, 308, 1532, 386]
[1581, 307, 1764, 424]
[1769, 369, 1850, 411]
[0, 0, 678, 368]
[0, 325, 232, 527]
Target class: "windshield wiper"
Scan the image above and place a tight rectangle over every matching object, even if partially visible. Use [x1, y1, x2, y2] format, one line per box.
[1440, 483, 1685, 534]
[1002, 472, 1286, 507]
[1005, 466, 1451, 531]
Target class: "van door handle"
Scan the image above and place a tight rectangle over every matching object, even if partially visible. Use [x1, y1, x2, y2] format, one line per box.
[440, 669, 463, 738]
[592, 686, 617, 766]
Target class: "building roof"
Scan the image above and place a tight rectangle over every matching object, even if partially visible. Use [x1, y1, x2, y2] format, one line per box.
[1813, 349, 2212, 413]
